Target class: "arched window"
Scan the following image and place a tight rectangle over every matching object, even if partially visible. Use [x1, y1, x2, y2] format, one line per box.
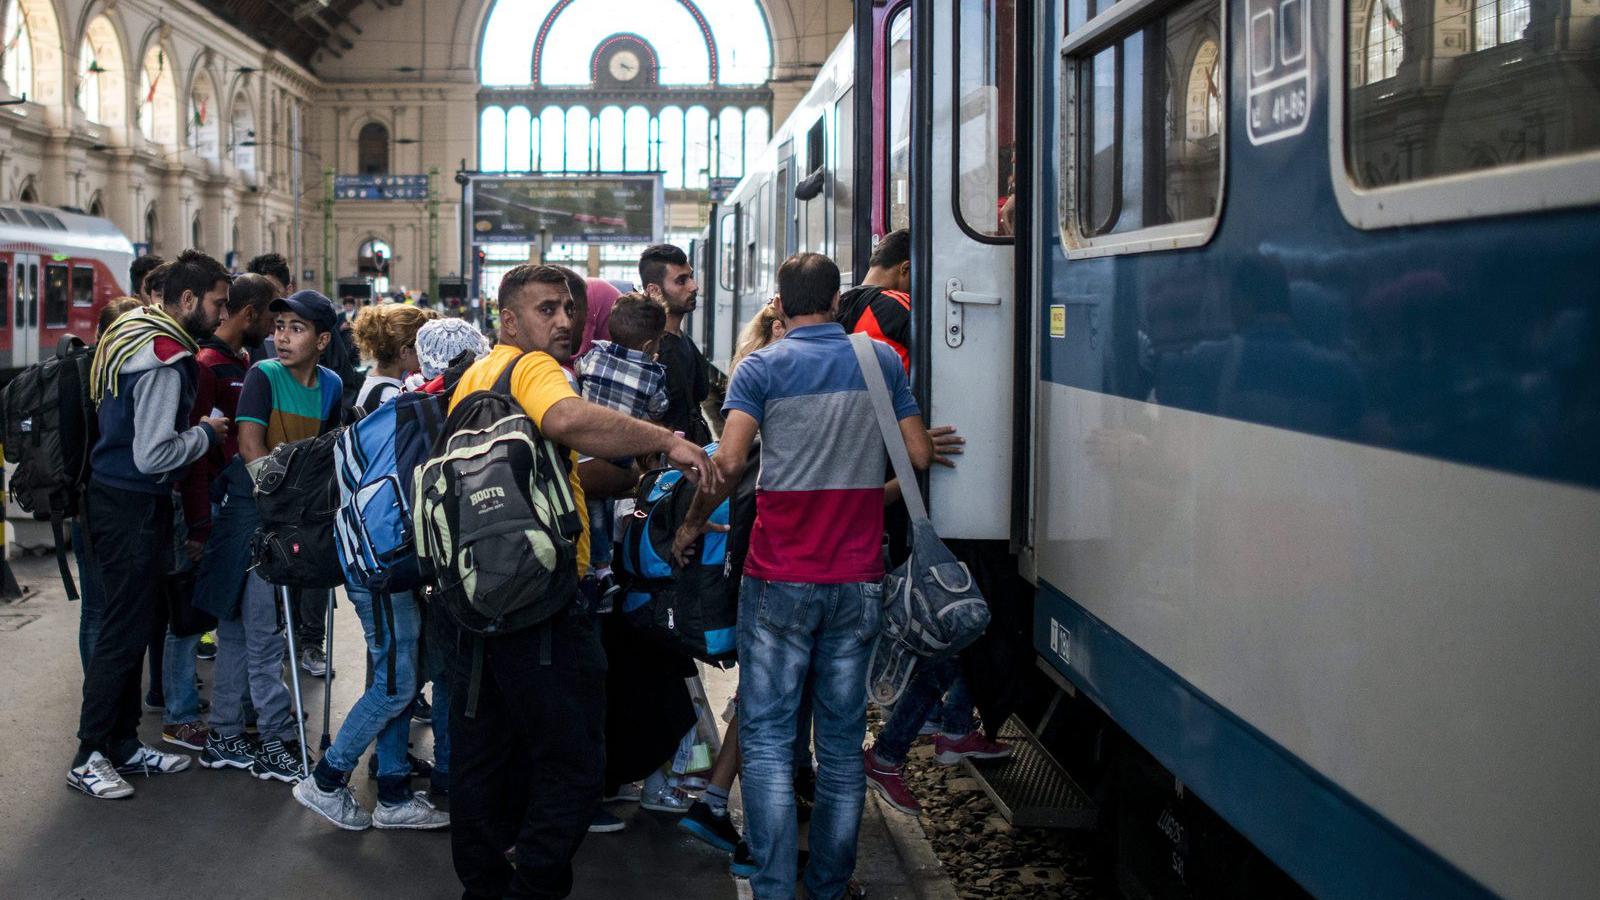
[87, 192, 103, 217]
[138, 44, 177, 146]
[18, 179, 36, 203]
[358, 238, 392, 294]
[598, 106, 624, 171]
[1364, 0, 1404, 84]
[684, 105, 710, 189]
[358, 122, 389, 175]
[231, 91, 256, 173]
[79, 18, 127, 128]
[1185, 40, 1221, 145]
[2, 0, 34, 99]
[539, 105, 564, 172]
[506, 105, 533, 172]
[479, 107, 506, 172]
[659, 105, 684, 188]
[145, 204, 158, 247]
[188, 71, 219, 159]
[231, 221, 240, 259]
[1473, 0, 1530, 50]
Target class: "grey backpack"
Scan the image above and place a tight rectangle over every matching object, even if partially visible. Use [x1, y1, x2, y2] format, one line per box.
[850, 333, 991, 706]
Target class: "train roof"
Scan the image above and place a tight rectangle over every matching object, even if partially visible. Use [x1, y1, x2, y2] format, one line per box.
[0, 204, 133, 257]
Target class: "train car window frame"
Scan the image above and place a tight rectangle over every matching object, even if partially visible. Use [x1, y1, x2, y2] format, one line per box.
[884, 2, 913, 234]
[718, 210, 737, 292]
[953, 0, 1018, 244]
[43, 263, 68, 328]
[833, 85, 856, 271]
[1057, 0, 1227, 259]
[0, 260, 8, 329]
[71, 265, 95, 308]
[1327, 0, 1600, 228]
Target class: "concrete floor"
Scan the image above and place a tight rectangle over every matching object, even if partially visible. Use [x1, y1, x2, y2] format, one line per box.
[0, 552, 943, 900]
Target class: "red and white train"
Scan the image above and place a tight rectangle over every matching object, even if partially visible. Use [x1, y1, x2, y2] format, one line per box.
[0, 204, 133, 376]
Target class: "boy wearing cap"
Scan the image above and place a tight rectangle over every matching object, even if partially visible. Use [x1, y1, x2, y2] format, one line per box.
[198, 291, 342, 785]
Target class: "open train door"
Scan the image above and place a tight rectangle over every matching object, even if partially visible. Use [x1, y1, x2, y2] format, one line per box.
[908, 0, 1020, 540]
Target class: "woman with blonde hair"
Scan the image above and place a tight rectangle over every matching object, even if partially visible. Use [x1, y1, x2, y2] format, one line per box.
[731, 299, 786, 371]
[350, 303, 439, 413]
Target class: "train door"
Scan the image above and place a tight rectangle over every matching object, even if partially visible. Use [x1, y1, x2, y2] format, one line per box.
[910, 0, 1020, 539]
[13, 253, 40, 367]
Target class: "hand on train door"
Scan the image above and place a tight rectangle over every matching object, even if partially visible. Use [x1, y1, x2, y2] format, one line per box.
[928, 425, 965, 468]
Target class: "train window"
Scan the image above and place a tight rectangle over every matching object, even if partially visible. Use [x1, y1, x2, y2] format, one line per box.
[44, 264, 68, 328]
[954, 0, 1017, 240]
[775, 157, 790, 261]
[1060, 0, 1223, 257]
[19, 209, 45, 229]
[886, 6, 912, 232]
[0, 261, 8, 328]
[719, 211, 737, 291]
[1334, 0, 1600, 226]
[745, 182, 762, 290]
[72, 266, 94, 307]
[834, 88, 855, 268]
[806, 119, 825, 176]
[0, 207, 20, 226]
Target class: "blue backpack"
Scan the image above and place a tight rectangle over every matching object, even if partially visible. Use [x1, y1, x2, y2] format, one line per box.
[615, 442, 756, 664]
[333, 390, 449, 592]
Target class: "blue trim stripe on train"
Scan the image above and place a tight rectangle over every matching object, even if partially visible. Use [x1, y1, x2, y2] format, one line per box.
[1034, 582, 1497, 900]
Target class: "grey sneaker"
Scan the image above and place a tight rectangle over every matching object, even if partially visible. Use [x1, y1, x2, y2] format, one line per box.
[252, 738, 308, 783]
[68, 752, 134, 799]
[116, 744, 192, 776]
[299, 645, 329, 678]
[294, 778, 373, 831]
[373, 791, 450, 830]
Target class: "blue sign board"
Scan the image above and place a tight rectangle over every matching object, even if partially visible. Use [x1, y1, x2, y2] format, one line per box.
[333, 174, 431, 201]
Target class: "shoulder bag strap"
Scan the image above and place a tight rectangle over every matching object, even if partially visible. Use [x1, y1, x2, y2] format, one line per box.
[849, 332, 927, 522]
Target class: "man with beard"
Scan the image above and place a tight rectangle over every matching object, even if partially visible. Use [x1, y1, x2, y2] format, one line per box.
[640, 244, 713, 445]
[69, 250, 232, 799]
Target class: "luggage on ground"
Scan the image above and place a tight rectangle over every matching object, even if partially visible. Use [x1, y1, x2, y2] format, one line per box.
[413, 352, 582, 636]
[250, 428, 347, 589]
[1, 335, 96, 599]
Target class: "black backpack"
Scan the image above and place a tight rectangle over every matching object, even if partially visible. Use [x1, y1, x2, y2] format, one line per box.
[249, 428, 347, 590]
[413, 353, 583, 637]
[1, 336, 96, 599]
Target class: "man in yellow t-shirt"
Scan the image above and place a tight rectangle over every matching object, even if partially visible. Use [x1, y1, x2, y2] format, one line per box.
[445, 264, 717, 900]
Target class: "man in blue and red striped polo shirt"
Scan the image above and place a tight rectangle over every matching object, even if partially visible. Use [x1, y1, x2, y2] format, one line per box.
[674, 252, 933, 900]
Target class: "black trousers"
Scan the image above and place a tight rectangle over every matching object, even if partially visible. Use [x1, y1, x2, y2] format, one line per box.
[291, 587, 329, 651]
[447, 609, 607, 900]
[76, 483, 173, 766]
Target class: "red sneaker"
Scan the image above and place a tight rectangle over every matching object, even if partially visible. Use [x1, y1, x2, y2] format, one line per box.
[932, 730, 1012, 765]
[864, 748, 922, 816]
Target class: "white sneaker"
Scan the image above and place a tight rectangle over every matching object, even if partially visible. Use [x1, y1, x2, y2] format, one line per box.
[640, 785, 695, 814]
[68, 752, 134, 799]
[373, 791, 450, 830]
[293, 777, 373, 831]
[116, 744, 192, 776]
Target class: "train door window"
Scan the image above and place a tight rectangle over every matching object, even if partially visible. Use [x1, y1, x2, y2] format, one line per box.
[0, 260, 8, 328]
[775, 153, 790, 263]
[745, 182, 762, 290]
[1334, 0, 1600, 225]
[955, 0, 1017, 239]
[804, 120, 827, 253]
[1060, 0, 1223, 257]
[834, 88, 855, 267]
[719, 210, 737, 291]
[72, 266, 95, 307]
[44, 263, 68, 328]
[886, 6, 913, 232]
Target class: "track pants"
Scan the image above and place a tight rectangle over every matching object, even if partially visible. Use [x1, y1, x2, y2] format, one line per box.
[447, 609, 606, 900]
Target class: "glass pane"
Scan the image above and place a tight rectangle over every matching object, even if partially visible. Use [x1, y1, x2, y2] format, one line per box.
[625, 106, 651, 171]
[886, 7, 912, 231]
[660, 106, 685, 188]
[44, 264, 68, 327]
[774, 163, 789, 262]
[685, 106, 711, 189]
[720, 212, 736, 289]
[599, 106, 625, 171]
[745, 184, 762, 288]
[744, 107, 770, 174]
[956, 0, 1017, 237]
[1074, 0, 1221, 238]
[480, 107, 507, 172]
[834, 89, 855, 265]
[1348, 0, 1594, 188]
[72, 267, 94, 307]
[0, 261, 8, 328]
[718, 107, 745, 178]
[506, 106, 532, 172]
[539, 106, 565, 172]
[565, 106, 591, 172]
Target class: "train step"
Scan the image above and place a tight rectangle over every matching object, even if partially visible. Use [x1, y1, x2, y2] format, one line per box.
[962, 715, 1097, 830]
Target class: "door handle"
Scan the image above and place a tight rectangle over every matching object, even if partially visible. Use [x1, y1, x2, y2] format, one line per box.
[944, 278, 1004, 348]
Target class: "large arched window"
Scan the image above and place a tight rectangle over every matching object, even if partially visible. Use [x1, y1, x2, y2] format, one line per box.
[138, 44, 177, 146]
[358, 122, 389, 175]
[2, 0, 34, 99]
[231, 90, 256, 173]
[144, 203, 157, 248]
[1363, 0, 1404, 84]
[78, 18, 126, 128]
[188, 70, 219, 159]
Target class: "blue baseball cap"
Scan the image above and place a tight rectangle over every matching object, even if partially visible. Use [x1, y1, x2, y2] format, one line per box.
[269, 289, 339, 334]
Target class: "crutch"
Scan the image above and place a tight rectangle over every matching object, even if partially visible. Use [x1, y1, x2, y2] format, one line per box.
[278, 584, 312, 778]
[321, 588, 335, 752]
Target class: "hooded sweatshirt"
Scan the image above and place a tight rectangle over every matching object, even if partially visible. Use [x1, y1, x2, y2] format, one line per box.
[91, 336, 217, 495]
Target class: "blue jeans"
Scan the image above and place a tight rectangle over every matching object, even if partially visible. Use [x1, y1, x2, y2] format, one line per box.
[323, 586, 419, 804]
[71, 517, 106, 672]
[738, 577, 882, 900]
[587, 498, 614, 568]
[163, 631, 202, 725]
[872, 658, 974, 766]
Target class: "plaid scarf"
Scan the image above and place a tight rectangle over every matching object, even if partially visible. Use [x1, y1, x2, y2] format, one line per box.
[90, 304, 199, 404]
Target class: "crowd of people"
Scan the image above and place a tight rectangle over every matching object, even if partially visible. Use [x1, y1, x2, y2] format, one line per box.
[60, 233, 1008, 900]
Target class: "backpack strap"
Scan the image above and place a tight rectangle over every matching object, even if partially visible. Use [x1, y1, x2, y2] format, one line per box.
[492, 351, 532, 397]
[50, 512, 78, 601]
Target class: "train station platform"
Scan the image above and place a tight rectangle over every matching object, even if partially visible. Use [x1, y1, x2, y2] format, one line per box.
[0, 553, 953, 900]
